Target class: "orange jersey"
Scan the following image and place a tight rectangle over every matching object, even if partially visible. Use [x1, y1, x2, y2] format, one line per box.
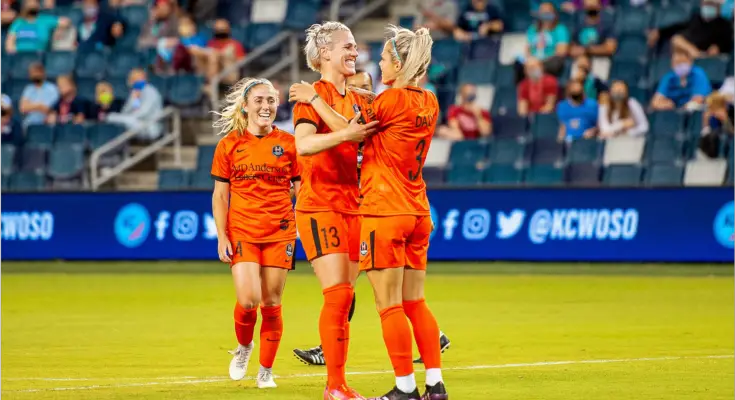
[211, 127, 300, 243]
[359, 87, 439, 216]
[292, 80, 369, 215]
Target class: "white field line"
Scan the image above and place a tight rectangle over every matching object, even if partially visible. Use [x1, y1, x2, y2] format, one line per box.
[6, 354, 732, 393]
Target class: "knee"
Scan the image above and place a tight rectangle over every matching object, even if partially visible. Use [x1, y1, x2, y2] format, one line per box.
[237, 296, 261, 310]
[261, 290, 283, 307]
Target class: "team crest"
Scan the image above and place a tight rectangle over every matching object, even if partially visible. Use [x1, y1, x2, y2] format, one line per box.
[359, 241, 368, 256]
[285, 243, 294, 257]
[272, 145, 284, 157]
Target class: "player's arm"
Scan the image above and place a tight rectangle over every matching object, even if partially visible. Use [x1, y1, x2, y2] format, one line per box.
[289, 81, 351, 131]
[212, 180, 232, 262]
[294, 118, 377, 155]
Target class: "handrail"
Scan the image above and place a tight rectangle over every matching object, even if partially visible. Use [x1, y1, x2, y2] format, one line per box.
[89, 107, 181, 191]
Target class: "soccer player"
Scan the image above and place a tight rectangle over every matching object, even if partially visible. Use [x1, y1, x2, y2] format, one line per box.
[289, 26, 447, 400]
[292, 22, 380, 400]
[210, 77, 300, 389]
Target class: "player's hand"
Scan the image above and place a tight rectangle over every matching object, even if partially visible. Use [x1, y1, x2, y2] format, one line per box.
[289, 81, 318, 104]
[342, 113, 379, 143]
[218, 238, 233, 263]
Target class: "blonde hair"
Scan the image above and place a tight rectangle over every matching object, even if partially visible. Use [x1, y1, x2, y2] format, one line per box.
[212, 77, 278, 136]
[385, 25, 433, 88]
[304, 21, 351, 72]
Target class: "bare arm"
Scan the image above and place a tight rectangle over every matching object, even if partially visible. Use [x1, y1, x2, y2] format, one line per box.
[308, 95, 350, 132]
[294, 118, 378, 156]
[212, 180, 232, 262]
[477, 114, 491, 136]
[541, 95, 557, 113]
[587, 38, 617, 57]
[517, 99, 529, 116]
[5, 33, 16, 53]
[671, 35, 702, 58]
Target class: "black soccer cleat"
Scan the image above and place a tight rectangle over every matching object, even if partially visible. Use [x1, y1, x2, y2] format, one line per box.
[368, 386, 421, 400]
[421, 382, 448, 400]
[293, 345, 325, 366]
[414, 333, 451, 364]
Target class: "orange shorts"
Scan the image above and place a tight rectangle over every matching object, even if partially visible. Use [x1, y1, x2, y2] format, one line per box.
[230, 240, 296, 269]
[295, 211, 361, 262]
[359, 215, 432, 271]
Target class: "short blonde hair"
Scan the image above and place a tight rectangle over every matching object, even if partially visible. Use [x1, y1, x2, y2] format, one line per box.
[212, 77, 278, 136]
[304, 21, 351, 72]
[385, 25, 433, 88]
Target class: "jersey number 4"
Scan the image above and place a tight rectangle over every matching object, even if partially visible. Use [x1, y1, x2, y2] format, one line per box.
[408, 139, 426, 182]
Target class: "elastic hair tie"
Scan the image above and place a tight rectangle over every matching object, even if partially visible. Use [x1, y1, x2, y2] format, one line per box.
[391, 38, 402, 63]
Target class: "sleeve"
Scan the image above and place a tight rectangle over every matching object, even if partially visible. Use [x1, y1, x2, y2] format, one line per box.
[446, 105, 460, 121]
[456, 9, 470, 31]
[8, 19, 20, 34]
[518, 80, 529, 101]
[627, 99, 649, 137]
[598, 104, 614, 135]
[291, 153, 302, 182]
[655, 74, 670, 96]
[481, 110, 491, 122]
[693, 70, 713, 97]
[45, 86, 60, 107]
[557, 25, 570, 44]
[556, 102, 567, 122]
[210, 139, 231, 182]
[292, 102, 321, 129]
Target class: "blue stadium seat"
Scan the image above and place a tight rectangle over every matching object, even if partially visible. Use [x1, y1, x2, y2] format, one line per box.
[283, 0, 320, 30]
[188, 168, 213, 189]
[26, 125, 55, 149]
[524, 164, 564, 185]
[159, 169, 190, 190]
[398, 15, 415, 29]
[109, 77, 130, 101]
[48, 144, 84, 181]
[646, 137, 684, 163]
[2, 144, 16, 176]
[44, 51, 76, 79]
[422, 167, 445, 185]
[75, 78, 98, 102]
[431, 39, 462, 69]
[10, 171, 46, 191]
[167, 75, 204, 106]
[650, 110, 684, 137]
[115, 28, 140, 51]
[449, 140, 489, 165]
[446, 163, 483, 185]
[694, 56, 728, 87]
[458, 60, 495, 85]
[247, 23, 282, 50]
[1, 177, 8, 191]
[615, 7, 652, 35]
[11, 52, 42, 79]
[484, 163, 522, 185]
[531, 113, 560, 139]
[119, 5, 149, 29]
[55, 124, 87, 146]
[686, 110, 703, 140]
[489, 139, 525, 165]
[76, 51, 108, 79]
[628, 85, 651, 106]
[148, 74, 168, 95]
[653, 5, 690, 28]
[614, 35, 649, 63]
[493, 114, 527, 138]
[494, 65, 515, 89]
[197, 145, 217, 171]
[7, 79, 30, 106]
[108, 51, 142, 78]
[491, 87, 517, 115]
[566, 163, 600, 185]
[530, 138, 565, 164]
[609, 60, 647, 87]
[567, 139, 602, 164]
[2, 54, 12, 81]
[468, 38, 500, 61]
[88, 123, 124, 150]
[603, 165, 643, 186]
[648, 56, 673, 88]
[20, 145, 48, 173]
[644, 163, 683, 186]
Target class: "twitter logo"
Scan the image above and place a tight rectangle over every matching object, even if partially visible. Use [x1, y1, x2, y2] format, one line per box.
[497, 210, 526, 239]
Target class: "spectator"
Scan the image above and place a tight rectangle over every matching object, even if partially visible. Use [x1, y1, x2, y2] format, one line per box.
[454, 0, 504, 42]
[651, 49, 712, 111]
[19, 63, 59, 128]
[2, 0, 20, 30]
[570, 54, 609, 103]
[598, 80, 649, 138]
[649, 0, 733, 58]
[207, 18, 247, 85]
[414, 0, 459, 40]
[557, 80, 598, 142]
[271, 80, 293, 133]
[5, 0, 69, 53]
[78, 0, 126, 51]
[139, 0, 179, 49]
[47, 75, 87, 125]
[702, 92, 734, 134]
[570, 0, 616, 58]
[106, 69, 164, 141]
[719, 77, 734, 104]
[51, 15, 77, 51]
[1, 95, 23, 146]
[436, 83, 492, 141]
[347, 70, 374, 92]
[356, 42, 379, 88]
[525, 2, 569, 76]
[176, 15, 216, 79]
[531, 0, 576, 14]
[517, 57, 559, 116]
[87, 81, 124, 122]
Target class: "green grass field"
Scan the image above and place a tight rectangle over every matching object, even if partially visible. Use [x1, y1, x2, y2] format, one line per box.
[2, 262, 733, 399]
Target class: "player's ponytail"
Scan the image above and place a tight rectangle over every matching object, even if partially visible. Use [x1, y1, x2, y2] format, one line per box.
[212, 77, 277, 136]
[304, 21, 351, 72]
[386, 25, 433, 88]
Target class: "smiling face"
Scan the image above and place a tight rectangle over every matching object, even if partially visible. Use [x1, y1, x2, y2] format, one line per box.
[323, 30, 358, 76]
[244, 84, 278, 131]
[379, 42, 401, 85]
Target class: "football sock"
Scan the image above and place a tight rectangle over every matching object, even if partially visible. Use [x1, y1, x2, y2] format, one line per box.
[396, 373, 417, 394]
[320, 283, 353, 389]
[403, 299, 442, 372]
[348, 293, 356, 322]
[259, 305, 283, 368]
[379, 305, 414, 380]
[234, 302, 257, 346]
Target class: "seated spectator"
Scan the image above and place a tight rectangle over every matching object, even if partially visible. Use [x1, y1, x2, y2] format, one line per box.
[2, 0, 20, 30]
[719, 77, 734, 104]
[176, 15, 216, 79]
[347, 70, 374, 92]
[557, 80, 598, 142]
[356, 42, 379, 88]
[78, 0, 126, 51]
[435, 83, 492, 141]
[19, 63, 59, 128]
[106, 69, 163, 141]
[51, 15, 77, 51]
[570, 0, 616, 58]
[207, 18, 247, 86]
[454, 0, 504, 42]
[650, 0, 733, 58]
[598, 80, 649, 138]
[703, 92, 734, 134]
[526, 2, 569, 74]
[1, 95, 23, 146]
[651, 49, 712, 111]
[570, 54, 609, 103]
[414, 0, 458, 40]
[47, 75, 87, 125]
[531, 0, 577, 14]
[87, 81, 124, 122]
[139, 0, 179, 49]
[517, 57, 558, 116]
[5, 0, 69, 53]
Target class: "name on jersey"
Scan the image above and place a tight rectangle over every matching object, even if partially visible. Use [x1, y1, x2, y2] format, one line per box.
[415, 114, 435, 128]
[232, 162, 292, 183]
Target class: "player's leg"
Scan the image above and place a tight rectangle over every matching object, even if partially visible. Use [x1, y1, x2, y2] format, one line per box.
[403, 217, 447, 400]
[229, 242, 263, 380]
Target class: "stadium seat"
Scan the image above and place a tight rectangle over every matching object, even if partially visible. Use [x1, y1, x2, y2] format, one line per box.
[282, 0, 320, 30]
[20, 145, 48, 173]
[10, 171, 46, 191]
[26, 125, 55, 149]
[158, 169, 190, 190]
[148, 74, 168, 95]
[75, 78, 98, 102]
[108, 51, 143, 78]
[197, 145, 217, 171]
[683, 159, 727, 186]
[167, 75, 204, 106]
[653, 4, 690, 28]
[88, 123, 124, 150]
[53, 6, 83, 27]
[458, 60, 495, 85]
[615, 35, 649, 63]
[603, 136, 645, 165]
[422, 167, 445, 185]
[398, 15, 415, 29]
[1, 176, 8, 191]
[44, 51, 76, 79]
[524, 164, 564, 185]
[48, 144, 84, 180]
[107, 77, 129, 101]
[2, 144, 16, 176]
[11, 52, 42, 79]
[530, 138, 565, 164]
[489, 139, 525, 165]
[609, 60, 647, 87]
[494, 65, 515, 89]
[449, 140, 489, 165]
[566, 163, 600, 185]
[644, 163, 683, 186]
[686, 110, 703, 139]
[531, 113, 559, 139]
[119, 5, 149, 29]
[491, 87, 517, 115]
[694, 56, 728, 87]
[7, 79, 29, 106]
[189, 168, 214, 189]
[648, 56, 671, 86]
[603, 165, 643, 186]
[76, 51, 108, 79]
[446, 163, 483, 185]
[2, 54, 13, 81]
[492, 114, 527, 138]
[567, 139, 603, 164]
[646, 136, 684, 163]
[650, 110, 684, 137]
[431, 39, 462, 69]
[114, 28, 141, 51]
[468, 38, 500, 61]
[484, 163, 522, 185]
[247, 23, 283, 50]
[615, 7, 652, 35]
[55, 124, 87, 146]
[728, 165, 734, 185]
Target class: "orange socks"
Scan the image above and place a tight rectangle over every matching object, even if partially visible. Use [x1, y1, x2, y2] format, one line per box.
[259, 305, 283, 368]
[379, 305, 414, 377]
[320, 283, 354, 389]
[403, 299, 441, 370]
[234, 303, 257, 346]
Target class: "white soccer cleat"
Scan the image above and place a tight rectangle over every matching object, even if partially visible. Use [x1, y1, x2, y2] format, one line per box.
[256, 366, 277, 389]
[228, 342, 254, 381]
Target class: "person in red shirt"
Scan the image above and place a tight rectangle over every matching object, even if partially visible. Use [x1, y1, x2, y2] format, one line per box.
[517, 56, 559, 116]
[435, 83, 492, 141]
[207, 18, 247, 85]
[210, 77, 301, 390]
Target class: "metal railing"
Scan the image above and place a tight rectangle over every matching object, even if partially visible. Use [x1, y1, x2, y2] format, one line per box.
[89, 107, 182, 191]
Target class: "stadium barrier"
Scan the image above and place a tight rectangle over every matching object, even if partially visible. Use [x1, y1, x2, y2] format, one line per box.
[1, 187, 732, 262]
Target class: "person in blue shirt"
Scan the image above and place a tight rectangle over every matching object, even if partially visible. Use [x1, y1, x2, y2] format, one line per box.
[651, 49, 712, 111]
[454, 0, 504, 42]
[527, 2, 570, 61]
[5, 0, 68, 53]
[557, 80, 599, 142]
[570, 0, 617, 58]
[19, 63, 59, 128]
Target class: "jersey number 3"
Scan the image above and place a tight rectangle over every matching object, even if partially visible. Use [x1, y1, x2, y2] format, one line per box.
[408, 139, 426, 181]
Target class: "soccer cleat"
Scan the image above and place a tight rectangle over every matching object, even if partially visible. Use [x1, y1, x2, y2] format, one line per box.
[293, 344, 326, 365]
[368, 386, 421, 400]
[413, 333, 451, 364]
[421, 382, 448, 400]
[324, 384, 366, 399]
[228, 342, 254, 380]
[256, 367, 277, 389]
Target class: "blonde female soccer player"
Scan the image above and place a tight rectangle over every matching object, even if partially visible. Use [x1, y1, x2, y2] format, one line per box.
[289, 26, 448, 400]
[211, 77, 300, 389]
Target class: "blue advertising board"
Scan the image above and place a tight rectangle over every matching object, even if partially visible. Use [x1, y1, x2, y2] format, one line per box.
[1, 187, 733, 262]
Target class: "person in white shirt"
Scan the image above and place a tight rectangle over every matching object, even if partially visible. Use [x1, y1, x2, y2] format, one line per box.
[718, 76, 734, 104]
[598, 80, 649, 138]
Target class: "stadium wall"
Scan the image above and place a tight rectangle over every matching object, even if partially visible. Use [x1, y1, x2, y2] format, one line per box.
[1, 188, 733, 263]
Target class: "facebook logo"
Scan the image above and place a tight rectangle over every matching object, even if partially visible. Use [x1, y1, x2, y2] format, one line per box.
[443, 209, 460, 240]
[155, 211, 170, 240]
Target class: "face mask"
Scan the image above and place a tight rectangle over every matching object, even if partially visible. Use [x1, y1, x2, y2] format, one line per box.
[98, 91, 113, 106]
[83, 6, 98, 18]
[465, 93, 477, 103]
[131, 80, 146, 90]
[27, 7, 39, 16]
[586, 8, 600, 17]
[570, 93, 584, 103]
[674, 63, 692, 77]
[701, 5, 718, 20]
[611, 93, 626, 102]
[539, 12, 555, 22]
[356, 52, 370, 65]
[529, 69, 543, 80]
[214, 31, 230, 39]
[31, 76, 43, 84]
